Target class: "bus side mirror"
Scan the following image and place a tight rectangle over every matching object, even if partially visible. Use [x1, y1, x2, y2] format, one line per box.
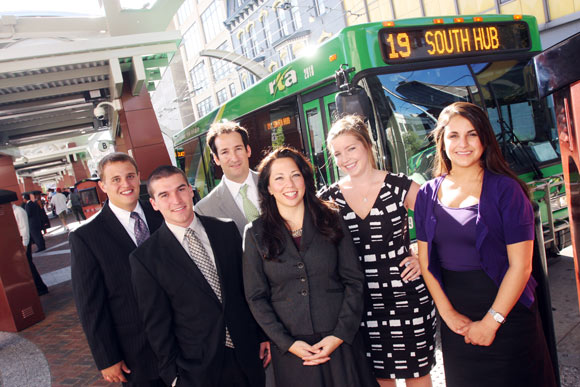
[335, 87, 377, 141]
[335, 87, 372, 120]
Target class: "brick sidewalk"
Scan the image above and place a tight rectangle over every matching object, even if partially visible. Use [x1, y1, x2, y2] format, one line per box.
[19, 214, 120, 387]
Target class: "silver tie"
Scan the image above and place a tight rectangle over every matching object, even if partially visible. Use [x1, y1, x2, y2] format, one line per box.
[185, 228, 234, 348]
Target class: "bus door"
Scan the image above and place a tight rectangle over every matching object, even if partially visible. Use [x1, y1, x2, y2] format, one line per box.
[301, 93, 340, 189]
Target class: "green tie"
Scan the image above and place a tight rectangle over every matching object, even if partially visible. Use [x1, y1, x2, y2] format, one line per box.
[240, 184, 260, 222]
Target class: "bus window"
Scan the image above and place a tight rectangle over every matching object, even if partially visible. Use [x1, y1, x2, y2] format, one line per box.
[181, 134, 213, 197]
[366, 60, 559, 181]
[304, 104, 331, 188]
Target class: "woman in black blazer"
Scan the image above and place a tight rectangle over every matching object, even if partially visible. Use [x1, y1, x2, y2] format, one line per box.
[243, 147, 378, 387]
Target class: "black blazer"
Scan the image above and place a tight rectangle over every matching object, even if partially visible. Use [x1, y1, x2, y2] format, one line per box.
[242, 209, 365, 353]
[130, 214, 265, 387]
[24, 200, 43, 230]
[69, 200, 163, 382]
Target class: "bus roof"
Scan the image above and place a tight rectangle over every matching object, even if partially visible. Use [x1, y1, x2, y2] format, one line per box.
[174, 14, 539, 146]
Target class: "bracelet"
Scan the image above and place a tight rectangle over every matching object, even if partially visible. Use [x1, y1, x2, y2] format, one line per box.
[488, 308, 506, 324]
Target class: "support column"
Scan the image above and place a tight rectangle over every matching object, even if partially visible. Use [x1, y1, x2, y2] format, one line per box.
[0, 155, 23, 204]
[21, 177, 41, 194]
[117, 75, 171, 180]
[68, 143, 90, 182]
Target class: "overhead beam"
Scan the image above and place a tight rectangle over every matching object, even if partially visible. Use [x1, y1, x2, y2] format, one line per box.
[5, 117, 94, 136]
[0, 95, 86, 116]
[0, 65, 110, 89]
[0, 80, 109, 104]
[0, 111, 93, 131]
[0, 42, 179, 74]
[109, 58, 123, 99]
[0, 103, 93, 124]
[130, 56, 146, 96]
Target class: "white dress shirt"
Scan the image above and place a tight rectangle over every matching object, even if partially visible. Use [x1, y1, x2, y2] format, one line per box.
[165, 215, 217, 267]
[12, 204, 30, 247]
[222, 172, 260, 215]
[108, 201, 149, 246]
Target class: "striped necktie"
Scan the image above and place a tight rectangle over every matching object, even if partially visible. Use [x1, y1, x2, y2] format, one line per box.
[130, 212, 150, 246]
[185, 228, 234, 348]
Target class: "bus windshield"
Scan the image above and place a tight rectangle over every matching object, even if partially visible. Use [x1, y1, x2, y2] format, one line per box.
[366, 59, 559, 183]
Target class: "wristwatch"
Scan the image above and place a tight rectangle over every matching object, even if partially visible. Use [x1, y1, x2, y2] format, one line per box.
[488, 308, 506, 324]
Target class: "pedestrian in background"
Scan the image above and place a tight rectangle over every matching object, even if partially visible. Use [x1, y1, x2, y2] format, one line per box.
[51, 188, 69, 231]
[69, 187, 86, 222]
[12, 203, 49, 296]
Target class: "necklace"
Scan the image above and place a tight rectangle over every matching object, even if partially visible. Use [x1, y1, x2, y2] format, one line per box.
[291, 228, 303, 238]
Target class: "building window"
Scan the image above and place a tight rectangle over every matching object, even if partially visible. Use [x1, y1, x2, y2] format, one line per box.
[176, 0, 194, 26]
[197, 97, 214, 117]
[211, 42, 233, 82]
[313, 0, 326, 16]
[183, 23, 202, 62]
[279, 45, 294, 66]
[189, 61, 208, 95]
[217, 88, 228, 105]
[201, 2, 224, 43]
[240, 70, 255, 91]
[248, 24, 257, 58]
[276, 5, 289, 37]
[260, 16, 271, 49]
[238, 31, 247, 57]
[229, 83, 237, 97]
[290, 0, 302, 31]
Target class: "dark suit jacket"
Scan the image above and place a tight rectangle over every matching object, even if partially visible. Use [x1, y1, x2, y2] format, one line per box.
[24, 200, 43, 231]
[69, 200, 163, 382]
[130, 214, 265, 387]
[195, 170, 259, 236]
[242, 208, 365, 353]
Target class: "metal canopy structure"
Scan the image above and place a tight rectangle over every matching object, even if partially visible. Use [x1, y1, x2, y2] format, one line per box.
[0, 0, 184, 185]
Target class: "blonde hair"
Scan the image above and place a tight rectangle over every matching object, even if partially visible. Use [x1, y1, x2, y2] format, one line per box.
[326, 114, 377, 169]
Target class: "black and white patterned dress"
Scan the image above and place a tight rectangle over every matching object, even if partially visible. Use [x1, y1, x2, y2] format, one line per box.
[320, 173, 436, 379]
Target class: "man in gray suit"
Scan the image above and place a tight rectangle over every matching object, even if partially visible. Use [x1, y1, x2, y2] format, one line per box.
[195, 122, 260, 236]
[195, 122, 276, 386]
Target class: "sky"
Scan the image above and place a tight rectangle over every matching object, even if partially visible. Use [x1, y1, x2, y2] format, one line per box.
[0, 0, 157, 17]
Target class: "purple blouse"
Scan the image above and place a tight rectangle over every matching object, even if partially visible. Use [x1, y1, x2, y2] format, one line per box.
[433, 201, 481, 271]
[414, 170, 537, 308]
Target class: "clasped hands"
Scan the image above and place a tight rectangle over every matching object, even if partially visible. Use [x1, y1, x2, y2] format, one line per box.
[443, 310, 500, 347]
[288, 335, 343, 366]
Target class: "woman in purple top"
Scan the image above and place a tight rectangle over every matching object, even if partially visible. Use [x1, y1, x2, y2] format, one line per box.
[415, 102, 556, 387]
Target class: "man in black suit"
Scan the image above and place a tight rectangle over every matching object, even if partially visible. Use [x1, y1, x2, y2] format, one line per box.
[130, 166, 270, 387]
[70, 152, 164, 386]
[23, 192, 46, 251]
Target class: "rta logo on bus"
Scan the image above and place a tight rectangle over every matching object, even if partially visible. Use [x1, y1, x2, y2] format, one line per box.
[269, 69, 298, 96]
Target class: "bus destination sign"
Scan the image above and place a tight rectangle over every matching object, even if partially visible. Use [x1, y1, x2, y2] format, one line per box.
[379, 22, 531, 64]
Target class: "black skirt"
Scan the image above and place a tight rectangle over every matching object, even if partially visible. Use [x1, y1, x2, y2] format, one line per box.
[440, 269, 556, 387]
[270, 331, 378, 387]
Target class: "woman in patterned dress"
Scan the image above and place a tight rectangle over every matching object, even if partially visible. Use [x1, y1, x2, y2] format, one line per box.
[320, 115, 436, 387]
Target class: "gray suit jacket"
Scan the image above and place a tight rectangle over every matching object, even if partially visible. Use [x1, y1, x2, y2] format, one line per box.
[195, 170, 259, 236]
[242, 207, 365, 353]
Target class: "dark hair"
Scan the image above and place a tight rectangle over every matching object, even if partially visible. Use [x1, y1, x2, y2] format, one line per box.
[256, 147, 343, 260]
[147, 165, 188, 197]
[327, 114, 377, 169]
[432, 102, 530, 197]
[23, 193, 31, 201]
[206, 121, 250, 156]
[98, 152, 139, 181]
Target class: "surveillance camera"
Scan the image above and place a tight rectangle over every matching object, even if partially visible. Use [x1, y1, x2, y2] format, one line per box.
[94, 105, 106, 120]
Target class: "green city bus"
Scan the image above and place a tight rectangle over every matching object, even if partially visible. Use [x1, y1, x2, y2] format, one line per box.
[174, 14, 570, 253]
